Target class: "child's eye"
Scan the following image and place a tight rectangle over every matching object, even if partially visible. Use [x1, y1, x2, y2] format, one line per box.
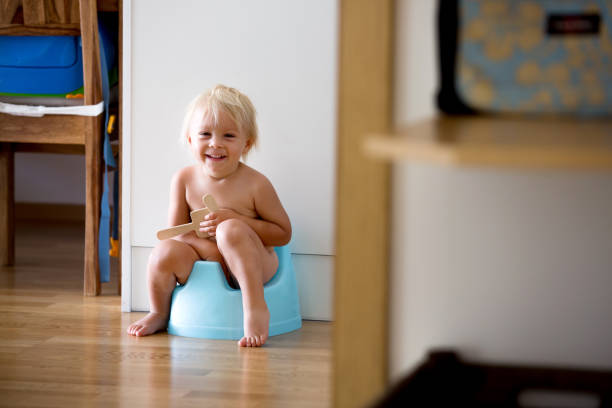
[224, 133, 235, 138]
[199, 132, 211, 138]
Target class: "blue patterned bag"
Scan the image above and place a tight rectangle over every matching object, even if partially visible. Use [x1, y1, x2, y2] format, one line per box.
[438, 0, 612, 116]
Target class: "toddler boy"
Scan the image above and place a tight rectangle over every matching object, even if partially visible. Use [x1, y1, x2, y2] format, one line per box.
[127, 85, 292, 347]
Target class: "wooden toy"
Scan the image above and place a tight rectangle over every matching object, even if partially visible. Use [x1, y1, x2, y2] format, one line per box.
[156, 194, 219, 240]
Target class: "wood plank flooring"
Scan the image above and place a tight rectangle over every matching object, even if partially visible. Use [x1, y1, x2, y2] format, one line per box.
[0, 220, 331, 407]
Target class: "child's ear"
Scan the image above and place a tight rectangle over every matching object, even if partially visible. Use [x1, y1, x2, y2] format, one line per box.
[243, 139, 253, 155]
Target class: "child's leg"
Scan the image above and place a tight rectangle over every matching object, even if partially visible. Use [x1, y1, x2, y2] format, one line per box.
[127, 238, 222, 336]
[215, 219, 279, 347]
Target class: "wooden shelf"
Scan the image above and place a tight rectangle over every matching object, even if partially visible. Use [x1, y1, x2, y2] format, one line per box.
[364, 116, 612, 170]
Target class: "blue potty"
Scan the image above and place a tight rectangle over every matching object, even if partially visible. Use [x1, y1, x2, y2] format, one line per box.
[167, 245, 302, 340]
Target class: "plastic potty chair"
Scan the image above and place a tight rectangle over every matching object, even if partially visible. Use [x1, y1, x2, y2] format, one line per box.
[167, 245, 302, 340]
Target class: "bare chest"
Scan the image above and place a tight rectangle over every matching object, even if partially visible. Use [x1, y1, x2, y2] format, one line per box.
[185, 177, 257, 219]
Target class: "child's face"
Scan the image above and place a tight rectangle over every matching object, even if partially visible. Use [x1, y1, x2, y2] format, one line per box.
[187, 107, 252, 179]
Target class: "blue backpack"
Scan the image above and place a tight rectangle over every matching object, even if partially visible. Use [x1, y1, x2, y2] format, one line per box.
[437, 0, 612, 116]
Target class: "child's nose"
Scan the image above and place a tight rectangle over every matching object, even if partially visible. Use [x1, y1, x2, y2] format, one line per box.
[209, 134, 223, 147]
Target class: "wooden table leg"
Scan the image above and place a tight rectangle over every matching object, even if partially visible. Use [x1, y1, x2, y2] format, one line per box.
[84, 116, 102, 296]
[0, 143, 15, 266]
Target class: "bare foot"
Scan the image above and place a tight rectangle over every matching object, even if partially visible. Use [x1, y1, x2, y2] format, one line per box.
[238, 307, 270, 347]
[127, 312, 168, 337]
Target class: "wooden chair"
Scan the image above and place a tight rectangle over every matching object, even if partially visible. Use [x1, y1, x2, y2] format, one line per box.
[374, 350, 612, 406]
[0, 0, 115, 296]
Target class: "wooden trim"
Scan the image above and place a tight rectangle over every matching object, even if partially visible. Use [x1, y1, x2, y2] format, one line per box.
[15, 202, 85, 221]
[98, 0, 118, 11]
[83, 114, 103, 296]
[80, 0, 103, 296]
[0, 0, 116, 35]
[364, 116, 612, 170]
[0, 0, 20, 24]
[0, 143, 15, 265]
[0, 114, 86, 144]
[79, 0, 102, 106]
[334, 1, 394, 407]
[0, 25, 80, 35]
[12, 142, 119, 155]
[13, 143, 85, 154]
[15, 142, 118, 155]
[0, 0, 84, 35]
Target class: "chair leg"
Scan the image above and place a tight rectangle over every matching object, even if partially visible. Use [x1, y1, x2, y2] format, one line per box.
[84, 116, 103, 296]
[0, 143, 15, 266]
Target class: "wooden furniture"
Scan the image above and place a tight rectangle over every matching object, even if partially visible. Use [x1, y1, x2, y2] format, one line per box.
[334, 1, 393, 407]
[365, 116, 612, 170]
[373, 350, 612, 406]
[343, 115, 612, 408]
[334, 3, 612, 407]
[0, 0, 117, 296]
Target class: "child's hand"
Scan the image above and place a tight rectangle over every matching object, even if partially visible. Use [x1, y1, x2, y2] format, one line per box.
[200, 209, 238, 237]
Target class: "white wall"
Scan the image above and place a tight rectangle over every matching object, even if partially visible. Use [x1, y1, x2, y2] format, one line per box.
[390, 0, 612, 380]
[124, 0, 337, 320]
[394, 0, 437, 123]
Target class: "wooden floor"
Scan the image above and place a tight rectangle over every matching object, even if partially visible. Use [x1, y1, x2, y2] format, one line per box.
[0, 220, 331, 408]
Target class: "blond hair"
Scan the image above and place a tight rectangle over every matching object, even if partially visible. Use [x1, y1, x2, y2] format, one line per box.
[181, 85, 258, 158]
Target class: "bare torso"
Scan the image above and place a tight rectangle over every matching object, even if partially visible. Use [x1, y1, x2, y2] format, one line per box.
[181, 163, 259, 222]
[174, 162, 279, 277]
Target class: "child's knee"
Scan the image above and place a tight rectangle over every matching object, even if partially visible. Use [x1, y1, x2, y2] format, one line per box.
[216, 219, 250, 246]
[149, 240, 185, 272]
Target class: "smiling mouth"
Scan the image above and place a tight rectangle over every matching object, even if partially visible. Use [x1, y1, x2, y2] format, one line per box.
[205, 154, 226, 160]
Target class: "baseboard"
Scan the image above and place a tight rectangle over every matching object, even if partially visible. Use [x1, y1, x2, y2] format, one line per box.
[15, 202, 85, 222]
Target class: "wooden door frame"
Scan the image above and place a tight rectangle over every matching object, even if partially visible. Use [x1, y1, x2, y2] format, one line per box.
[334, 1, 394, 407]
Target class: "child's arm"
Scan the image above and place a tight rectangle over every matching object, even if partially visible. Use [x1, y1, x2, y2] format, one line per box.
[166, 168, 203, 245]
[203, 177, 292, 247]
[167, 170, 190, 226]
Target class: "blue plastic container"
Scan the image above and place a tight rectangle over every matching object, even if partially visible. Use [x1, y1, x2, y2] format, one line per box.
[0, 20, 115, 96]
[167, 245, 302, 340]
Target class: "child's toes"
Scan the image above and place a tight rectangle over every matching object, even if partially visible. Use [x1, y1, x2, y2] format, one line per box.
[238, 335, 267, 347]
